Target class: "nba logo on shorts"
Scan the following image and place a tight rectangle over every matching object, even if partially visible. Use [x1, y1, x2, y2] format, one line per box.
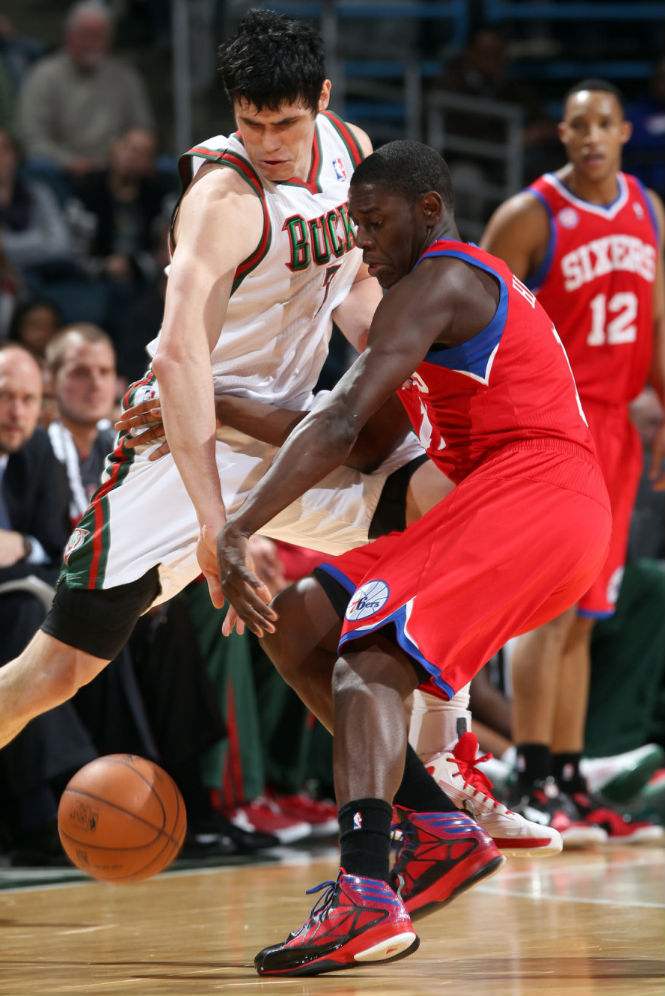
[332, 157, 347, 181]
[346, 580, 390, 621]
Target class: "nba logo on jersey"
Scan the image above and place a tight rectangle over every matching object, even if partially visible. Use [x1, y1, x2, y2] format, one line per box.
[332, 157, 347, 181]
[346, 580, 390, 620]
[353, 811, 363, 830]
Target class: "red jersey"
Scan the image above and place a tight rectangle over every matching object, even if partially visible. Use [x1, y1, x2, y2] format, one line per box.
[397, 240, 595, 485]
[526, 171, 658, 404]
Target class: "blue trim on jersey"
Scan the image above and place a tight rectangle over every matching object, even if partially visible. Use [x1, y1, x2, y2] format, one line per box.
[338, 602, 456, 700]
[634, 176, 660, 244]
[525, 189, 556, 292]
[414, 247, 508, 382]
[547, 170, 628, 215]
[578, 607, 615, 620]
[318, 562, 356, 594]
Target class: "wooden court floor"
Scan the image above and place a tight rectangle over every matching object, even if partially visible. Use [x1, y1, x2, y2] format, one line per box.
[1, 842, 663, 996]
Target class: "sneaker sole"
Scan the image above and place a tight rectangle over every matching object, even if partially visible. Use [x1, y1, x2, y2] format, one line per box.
[492, 833, 563, 858]
[602, 826, 665, 844]
[560, 826, 608, 847]
[407, 852, 506, 922]
[256, 933, 420, 976]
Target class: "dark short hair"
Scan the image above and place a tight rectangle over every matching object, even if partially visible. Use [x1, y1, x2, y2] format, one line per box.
[350, 140, 455, 212]
[564, 78, 625, 115]
[218, 9, 326, 112]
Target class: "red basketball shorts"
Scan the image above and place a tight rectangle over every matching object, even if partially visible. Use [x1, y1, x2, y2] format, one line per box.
[578, 397, 643, 616]
[317, 440, 611, 701]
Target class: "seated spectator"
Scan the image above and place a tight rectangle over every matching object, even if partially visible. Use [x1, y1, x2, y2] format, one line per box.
[17, 1, 155, 197]
[44, 323, 118, 522]
[7, 298, 63, 365]
[68, 126, 176, 352]
[0, 127, 82, 292]
[73, 126, 176, 286]
[0, 341, 96, 863]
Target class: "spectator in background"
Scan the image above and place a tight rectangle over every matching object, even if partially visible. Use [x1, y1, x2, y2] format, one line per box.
[17, 1, 155, 196]
[73, 126, 175, 286]
[69, 125, 176, 353]
[44, 323, 116, 524]
[0, 128, 82, 293]
[7, 298, 63, 365]
[0, 341, 95, 864]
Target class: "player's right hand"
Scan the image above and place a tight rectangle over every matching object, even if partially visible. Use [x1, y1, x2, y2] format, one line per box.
[217, 521, 278, 637]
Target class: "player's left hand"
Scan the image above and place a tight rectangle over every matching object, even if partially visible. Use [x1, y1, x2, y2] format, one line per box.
[217, 521, 278, 637]
[649, 421, 665, 490]
[115, 398, 170, 460]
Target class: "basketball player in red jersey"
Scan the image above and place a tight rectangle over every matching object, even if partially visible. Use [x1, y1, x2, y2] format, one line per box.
[216, 141, 611, 976]
[479, 79, 665, 843]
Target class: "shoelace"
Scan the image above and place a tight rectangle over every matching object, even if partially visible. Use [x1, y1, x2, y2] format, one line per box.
[305, 878, 339, 920]
[451, 747, 497, 804]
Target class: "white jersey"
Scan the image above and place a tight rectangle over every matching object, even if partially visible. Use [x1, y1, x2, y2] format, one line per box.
[62, 116, 427, 599]
[147, 111, 365, 411]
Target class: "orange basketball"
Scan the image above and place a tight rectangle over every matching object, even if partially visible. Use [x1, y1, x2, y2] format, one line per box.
[57, 754, 187, 882]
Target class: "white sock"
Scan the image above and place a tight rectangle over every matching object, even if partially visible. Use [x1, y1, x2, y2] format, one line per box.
[408, 685, 471, 760]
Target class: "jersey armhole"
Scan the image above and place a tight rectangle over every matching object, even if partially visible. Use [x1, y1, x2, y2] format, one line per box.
[524, 189, 555, 292]
[171, 148, 272, 292]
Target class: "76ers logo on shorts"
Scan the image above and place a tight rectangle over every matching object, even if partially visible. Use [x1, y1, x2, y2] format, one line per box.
[346, 580, 390, 621]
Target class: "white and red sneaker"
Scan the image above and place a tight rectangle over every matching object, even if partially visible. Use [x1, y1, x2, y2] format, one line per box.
[425, 732, 563, 857]
[228, 796, 311, 844]
[268, 791, 338, 837]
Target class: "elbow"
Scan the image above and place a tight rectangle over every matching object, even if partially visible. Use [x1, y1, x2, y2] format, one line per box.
[151, 349, 180, 384]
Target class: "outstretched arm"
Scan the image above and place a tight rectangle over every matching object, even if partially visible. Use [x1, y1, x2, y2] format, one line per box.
[217, 257, 460, 635]
[116, 389, 412, 473]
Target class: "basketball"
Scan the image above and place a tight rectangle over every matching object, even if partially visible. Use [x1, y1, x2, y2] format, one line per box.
[57, 754, 187, 882]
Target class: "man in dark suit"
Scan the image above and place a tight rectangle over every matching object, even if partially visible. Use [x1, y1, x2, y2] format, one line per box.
[0, 342, 96, 862]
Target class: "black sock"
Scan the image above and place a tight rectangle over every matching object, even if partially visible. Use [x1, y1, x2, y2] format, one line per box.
[553, 752, 586, 794]
[515, 743, 552, 793]
[338, 799, 392, 882]
[393, 743, 458, 813]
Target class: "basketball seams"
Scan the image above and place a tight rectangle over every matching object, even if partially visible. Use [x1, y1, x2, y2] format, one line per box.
[57, 754, 187, 882]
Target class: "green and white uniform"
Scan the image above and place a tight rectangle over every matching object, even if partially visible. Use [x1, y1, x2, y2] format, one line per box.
[62, 112, 424, 603]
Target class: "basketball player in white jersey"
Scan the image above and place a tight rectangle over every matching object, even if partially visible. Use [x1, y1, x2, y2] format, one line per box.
[0, 12, 444, 763]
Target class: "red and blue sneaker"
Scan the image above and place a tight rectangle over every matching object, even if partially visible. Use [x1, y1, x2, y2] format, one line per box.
[391, 809, 505, 921]
[254, 870, 419, 976]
